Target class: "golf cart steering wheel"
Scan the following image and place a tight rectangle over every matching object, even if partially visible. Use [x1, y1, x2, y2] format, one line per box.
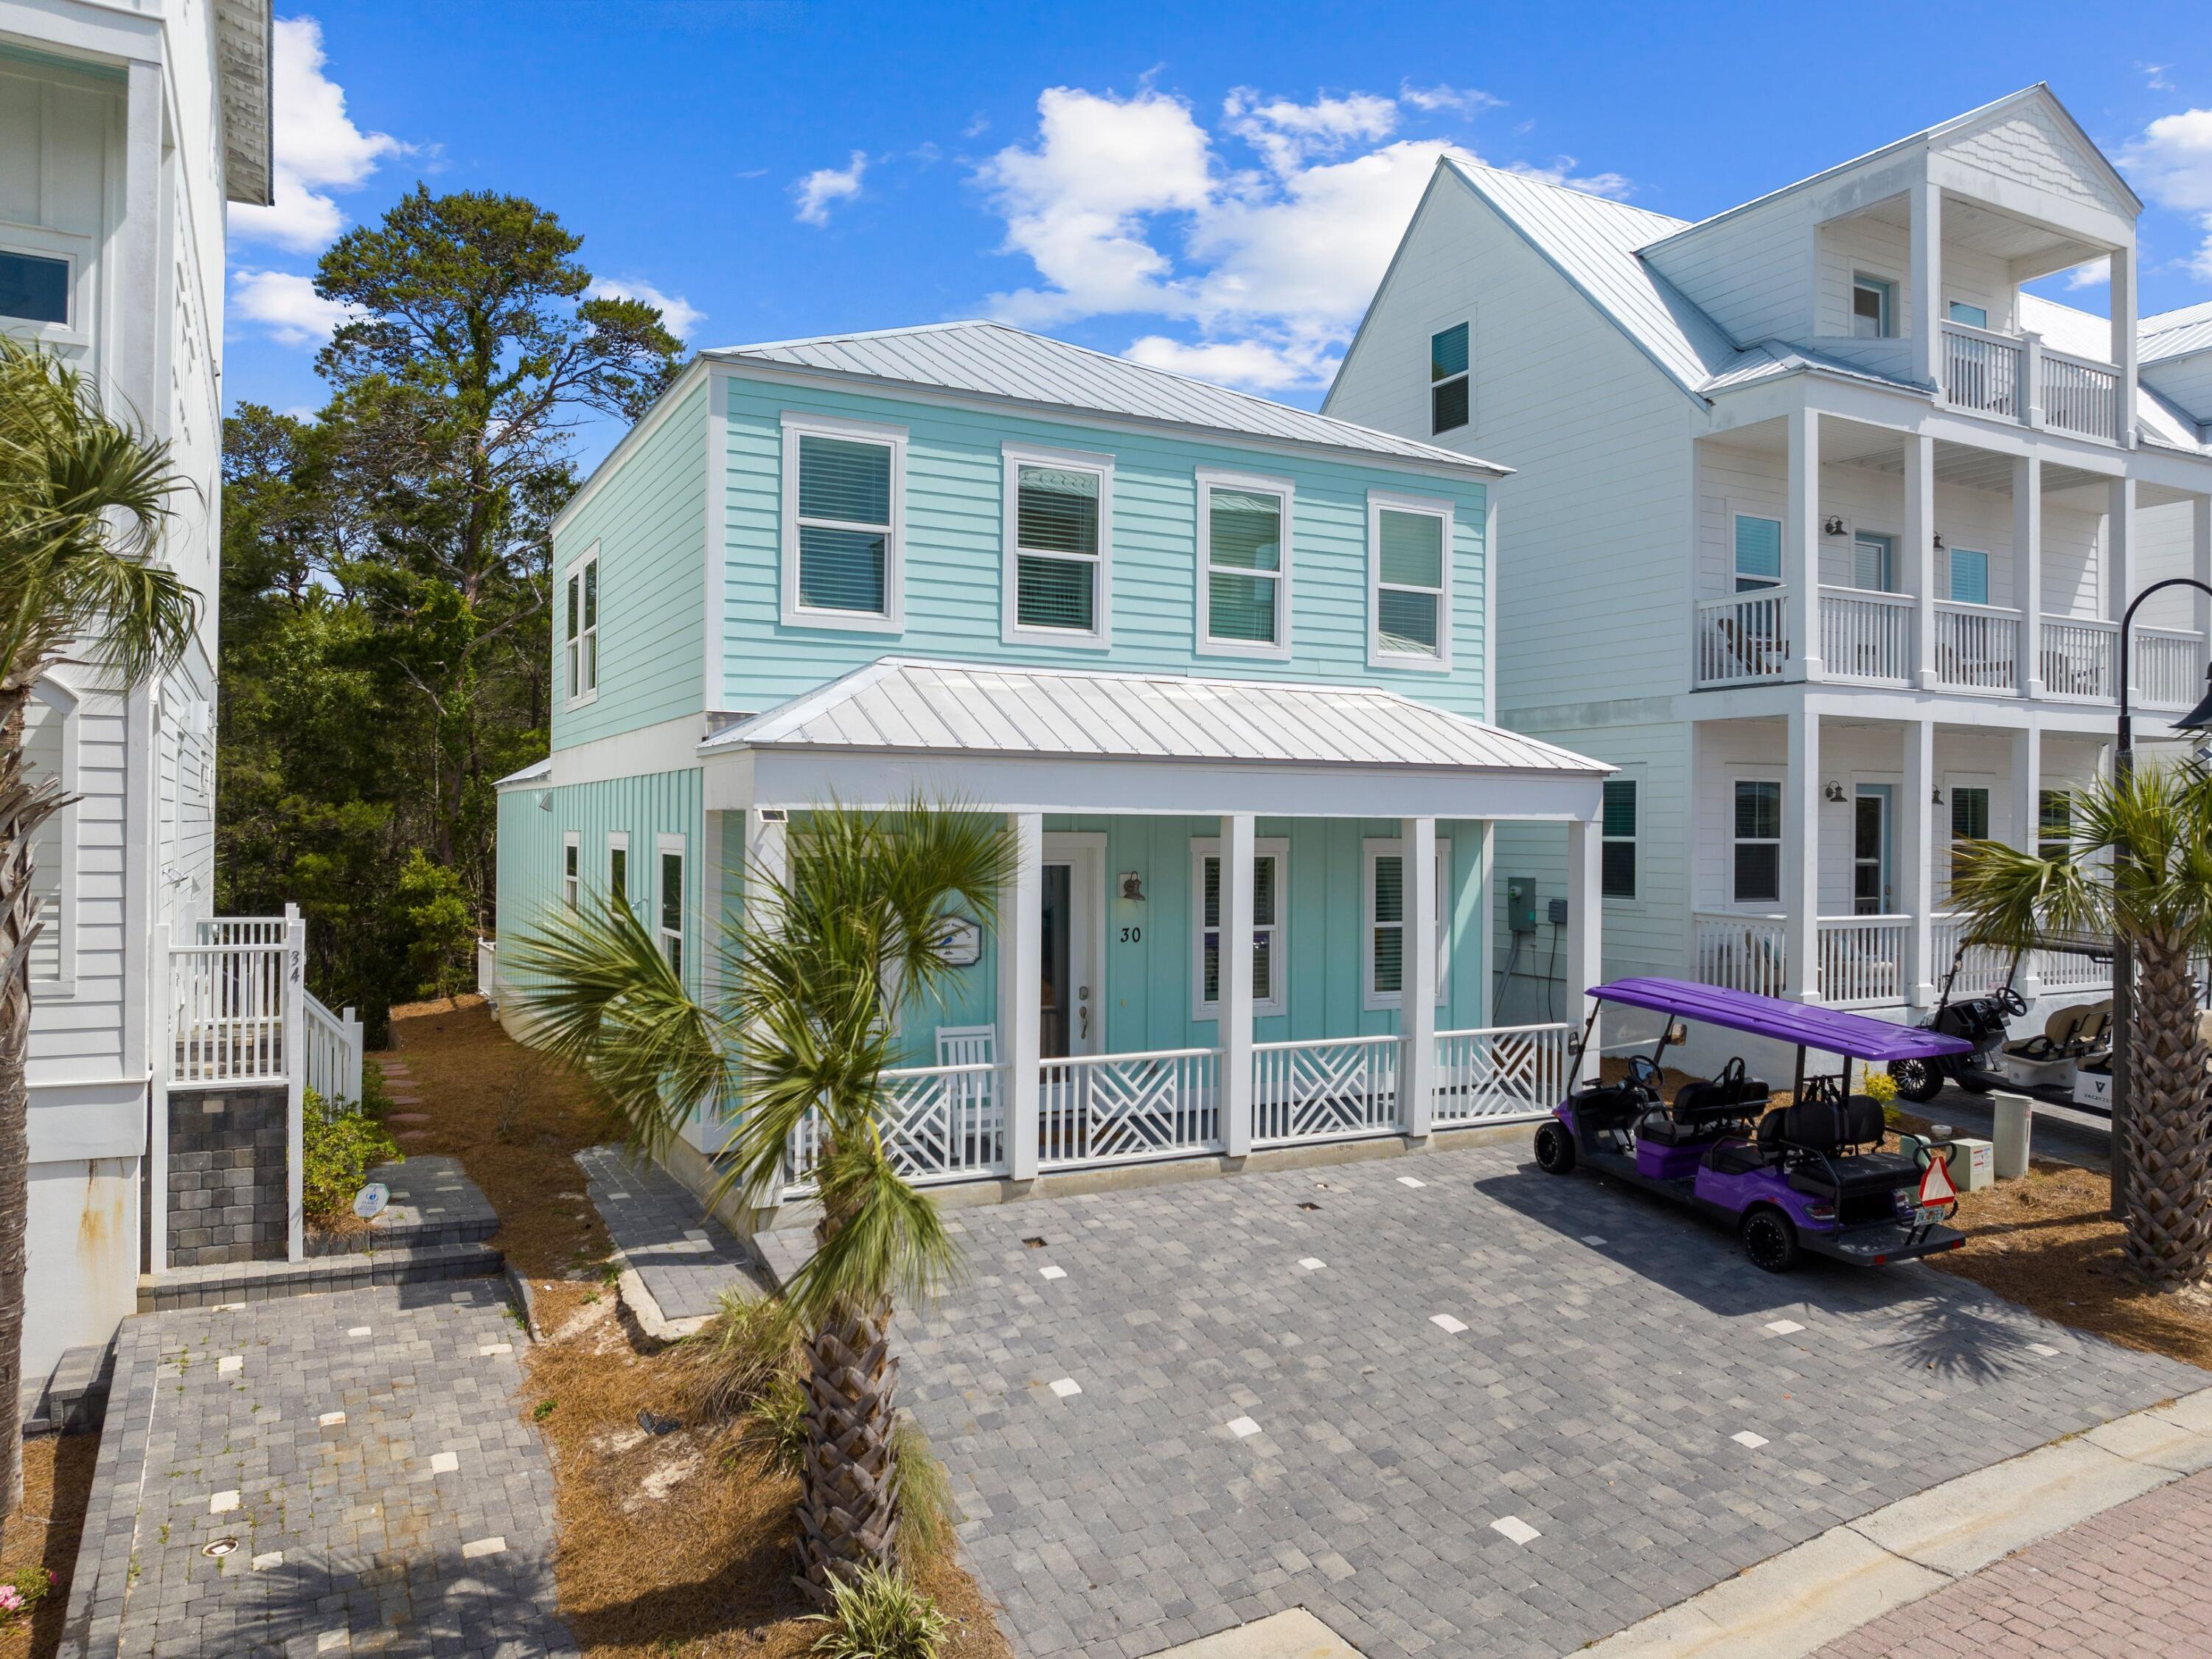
[1627, 1056, 1663, 1094]
[1995, 986, 2028, 1019]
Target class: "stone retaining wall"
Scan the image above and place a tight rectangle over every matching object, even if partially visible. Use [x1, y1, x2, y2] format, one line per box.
[167, 1086, 287, 1266]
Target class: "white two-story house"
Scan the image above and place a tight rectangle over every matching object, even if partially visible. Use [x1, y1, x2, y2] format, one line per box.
[1328, 85, 2212, 1040]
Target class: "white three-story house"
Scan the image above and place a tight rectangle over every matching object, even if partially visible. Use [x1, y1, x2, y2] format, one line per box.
[1329, 85, 2212, 1037]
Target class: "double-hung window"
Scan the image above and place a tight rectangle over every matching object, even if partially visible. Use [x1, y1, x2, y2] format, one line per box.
[1851, 274, 1895, 338]
[1948, 548, 1989, 606]
[657, 835, 686, 977]
[1601, 779, 1638, 901]
[1368, 492, 1453, 669]
[1733, 515, 1782, 592]
[607, 832, 630, 909]
[1190, 839, 1288, 1018]
[1365, 838, 1452, 1009]
[2039, 788, 2073, 862]
[1197, 470, 1292, 658]
[563, 547, 599, 704]
[1430, 321, 1470, 434]
[562, 833, 580, 911]
[1949, 785, 1990, 892]
[1003, 444, 1112, 646]
[1732, 781, 1781, 905]
[781, 414, 905, 630]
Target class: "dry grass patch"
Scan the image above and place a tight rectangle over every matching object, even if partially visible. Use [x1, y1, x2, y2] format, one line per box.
[522, 1280, 1011, 1659]
[0, 1431, 98, 1659]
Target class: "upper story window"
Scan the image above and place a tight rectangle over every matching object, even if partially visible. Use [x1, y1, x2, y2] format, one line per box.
[0, 227, 87, 347]
[1733, 780, 1781, 905]
[781, 413, 906, 633]
[1196, 469, 1293, 660]
[1851, 274, 1896, 339]
[1948, 548, 1989, 605]
[0, 250, 69, 326]
[1003, 444, 1112, 648]
[1733, 515, 1782, 592]
[1947, 301, 1989, 330]
[1430, 322, 1470, 434]
[1601, 779, 1637, 901]
[563, 547, 599, 706]
[1368, 491, 1453, 671]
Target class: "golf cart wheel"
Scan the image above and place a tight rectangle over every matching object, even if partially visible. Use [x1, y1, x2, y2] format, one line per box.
[1888, 1057, 1942, 1104]
[1739, 1206, 1800, 1273]
[1534, 1121, 1576, 1175]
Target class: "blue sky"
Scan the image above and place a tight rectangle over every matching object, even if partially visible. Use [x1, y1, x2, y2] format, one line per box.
[225, 0, 2212, 467]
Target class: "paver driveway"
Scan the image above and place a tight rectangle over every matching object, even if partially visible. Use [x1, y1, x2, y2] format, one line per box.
[900, 1138, 2204, 1659]
[58, 1281, 569, 1659]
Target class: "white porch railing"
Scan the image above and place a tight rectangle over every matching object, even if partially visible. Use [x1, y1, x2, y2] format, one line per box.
[1820, 587, 1913, 685]
[2041, 616, 2117, 700]
[1693, 911, 1788, 998]
[1251, 1034, 1401, 1147]
[1433, 1024, 1573, 1124]
[167, 936, 291, 1085]
[476, 936, 499, 1003]
[1818, 916, 1909, 1007]
[2042, 349, 2121, 443]
[1697, 590, 1790, 687]
[1930, 915, 2014, 997]
[1040, 1047, 1220, 1169]
[2136, 628, 2207, 711]
[1934, 601, 2020, 693]
[1941, 321, 2025, 421]
[302, 992, 364, 1107]
[1940, 322, 2121, 445]
[784, 1060, 1009, 1191]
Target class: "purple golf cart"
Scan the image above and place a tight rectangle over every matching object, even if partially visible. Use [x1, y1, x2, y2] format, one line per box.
[1533, 978, 1976, 1273]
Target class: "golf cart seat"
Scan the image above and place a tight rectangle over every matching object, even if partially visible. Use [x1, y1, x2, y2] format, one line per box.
[1640, 1058, 1770, 1145]
[2003, 1006, 2085, 1064]
[1757, 1095, 1920, 1199]
[2073, 1001, 2113, 1055]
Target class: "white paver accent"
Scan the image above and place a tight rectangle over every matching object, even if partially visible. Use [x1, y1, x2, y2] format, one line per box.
[1581, 1234, 1608, 1245]
[1040, 1265, 1067, 1281]
[218, 1355, 243, 1375]
[251, 1551, 284, 1571]
[214, 1301, 246, 1312]
[316, 1632, 348, 1653]
[479, 1343, 512, 1356]
[1049, 1377, 1082, 1398]
[2029, 1342, 2061, 1357]
[461, 1536, 506, 1560]
[1733, 1430, 1770, 1448]
[209, 1490, 240, 1514]
[319, 1411, 346, 1427]
[1228, 1416, 1262, 1439]
[1491, 1515, 1541, 1545]
[1430, 1314, 1469, 1335]
[607, 1191, 630, 1200]
[1397, 1175, 1427, 1188]
[1298, 1258, 1326, 1271]
[430, 1452, 460, 1473]
[1764, 1319, 1805, 1335]
[347, 1326, 372, 1338]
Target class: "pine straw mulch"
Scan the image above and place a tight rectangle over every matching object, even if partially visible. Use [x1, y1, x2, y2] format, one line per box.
[0, 1431, 98, 1659]
[521, 1279, 1013, 1659]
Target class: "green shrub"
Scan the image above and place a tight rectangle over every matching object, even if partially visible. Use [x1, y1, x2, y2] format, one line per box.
[804, 1565, 949, 1659]
[737, 1372, 809, 1480]
[686, 1290, 801, 1420]
[302, 1088, 403, 1222]
[358, 1057, 397, 1121]
[891, 1417, 956, 1575]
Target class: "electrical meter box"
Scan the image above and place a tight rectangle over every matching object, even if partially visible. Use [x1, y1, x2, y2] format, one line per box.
[1506, 877, 1538, 934]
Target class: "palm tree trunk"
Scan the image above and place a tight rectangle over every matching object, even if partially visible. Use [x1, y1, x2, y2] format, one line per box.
[793, 1295, 901, 1602]
[0, 686, 37, 1540]
[2123, 939, 2212, 1288]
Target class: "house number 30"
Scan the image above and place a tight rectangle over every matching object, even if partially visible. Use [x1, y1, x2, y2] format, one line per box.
[1119, 925, 1142, 943]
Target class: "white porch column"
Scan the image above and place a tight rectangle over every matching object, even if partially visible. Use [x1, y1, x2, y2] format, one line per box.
[1475, 821, 1498, 1026]
[1001, 813, 1043, 1180]
[1905, 431, 1938, 689]
[2014, 454, 2044, 698]
[1220, 813, 1256, 1158]
[1565, 815, 1602, 1083]
[2110, 477, 2138, 700]
[2011, 722, 2044, 1001]
[1910, 179, 1944, 393]
[1784, 709, 1823, 1002]
[2111, 245, 2138, 449]
[285, 910, 307, 1263]
[684, 810, 730, 1155]
[1901, 720, 1935, 1009]
[1787, 407, 1823, 683]
[2193, 496, 2212, 683]
[120, 61, 164, 413]
[1403, 817, 1438, 1139]
[740, 807, 790, 1208]
[150, 920, 172, 1275]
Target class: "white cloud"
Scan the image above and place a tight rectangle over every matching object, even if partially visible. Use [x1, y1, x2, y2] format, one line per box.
[227, 16, 404, 254]
[2120, 108, 2212, 278]
[793, 151, 868, 226]
[230, 269, 361, 345]
[1399, 82, 1503, 116]
[1504, 157, 1634, 199]
[2063, 260, 2111, 289]
[973, 83, 1627, 394]
[587, 277, 703, 339]
[2141, 63, 2176, 93]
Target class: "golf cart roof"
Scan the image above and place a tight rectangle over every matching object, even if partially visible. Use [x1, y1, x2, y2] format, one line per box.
[1590, 978, 1976, 1061]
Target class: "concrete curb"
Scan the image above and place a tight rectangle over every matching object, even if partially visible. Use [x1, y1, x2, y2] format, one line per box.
[1142, 1609, 1364, 1658]
[502, 1262, 540, 1342]
[1578, 1383, 2212, 1658]
[614, 1260, 709, 1342]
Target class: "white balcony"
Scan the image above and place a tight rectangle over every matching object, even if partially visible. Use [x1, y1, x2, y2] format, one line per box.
[1820, 588, 1913, 686]
[1696, 590, 1791, 687]
[1941, 321, 2122, 445]
[1694, 910, 2115, 1010]
[1933, 600, 2021, 694]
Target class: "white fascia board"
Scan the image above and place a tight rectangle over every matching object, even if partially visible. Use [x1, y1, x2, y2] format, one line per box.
[699, 358, 1511, 483]
[0, 1, 164, 63]
[1683, 681, 2131, 737]
[547, 713, 709, 788]
[735, 746, 1605, 821]
[550, 355, 715, 539]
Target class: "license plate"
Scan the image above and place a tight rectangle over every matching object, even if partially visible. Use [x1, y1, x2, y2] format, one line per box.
[1912, 1206, 1950, 1228]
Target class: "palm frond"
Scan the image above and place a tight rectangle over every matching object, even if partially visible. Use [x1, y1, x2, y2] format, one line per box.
[782, 1141, 965, 1325]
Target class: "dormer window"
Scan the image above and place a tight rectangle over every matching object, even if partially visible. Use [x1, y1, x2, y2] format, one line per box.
[1430, 322, 1470, 434]
[1851, 275, 1895, 339]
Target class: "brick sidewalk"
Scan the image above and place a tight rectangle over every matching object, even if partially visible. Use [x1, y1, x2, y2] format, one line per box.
[1815, 1464, 2212, 1659]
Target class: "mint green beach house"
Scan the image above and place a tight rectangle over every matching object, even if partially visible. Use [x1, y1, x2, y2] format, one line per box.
[493, 321, 1610, 1211]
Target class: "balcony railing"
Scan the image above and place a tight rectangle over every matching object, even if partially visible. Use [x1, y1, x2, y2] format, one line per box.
[1693, 911, 1788, 999]
[1820, 587, 1913, 685]
[1697, 589, 1790, 687]
[1940, 321, 2123, 445]
[1943, 323, 2024, 421]
[1934, 600, 2020, 694]
[2137, 627, 2208, 711]
[2040, 616, 2118, 700]
[2042, 349, 2121, 443]
[1817, 916, 1909, 1008]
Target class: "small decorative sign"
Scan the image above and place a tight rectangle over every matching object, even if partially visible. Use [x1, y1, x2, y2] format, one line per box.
[933, 917, 981, 967]
[352, 1182, 390, 1221]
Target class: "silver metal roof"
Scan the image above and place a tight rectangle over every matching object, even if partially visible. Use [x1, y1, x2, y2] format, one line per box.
[706, 321, 1507, 474]
[494, 757, 552, 788]
[2143, 299, 2212, 366]
[706, 657, 1610, 776]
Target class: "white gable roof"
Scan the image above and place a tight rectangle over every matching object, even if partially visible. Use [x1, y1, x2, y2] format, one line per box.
[706, 657, 1608, 776]
[707, 321, 1507, 474]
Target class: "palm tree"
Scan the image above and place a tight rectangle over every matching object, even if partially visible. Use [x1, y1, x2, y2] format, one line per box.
[515, 802, 1013, 1599]
[1950, 764, 2212, 1289]
[0, 338, 195, 1534]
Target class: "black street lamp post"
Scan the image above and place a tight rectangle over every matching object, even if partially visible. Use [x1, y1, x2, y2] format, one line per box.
[2109, 578, 2212, 1222]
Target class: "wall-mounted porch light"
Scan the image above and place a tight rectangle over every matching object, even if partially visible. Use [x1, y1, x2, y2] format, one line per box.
[1931, 786, 1945, 806]
[1824, 780, 1846, 804]
[1933, 533, 1946, 551]
[1823, 515, 1846, 538]
[1119, 871, 1146, 902]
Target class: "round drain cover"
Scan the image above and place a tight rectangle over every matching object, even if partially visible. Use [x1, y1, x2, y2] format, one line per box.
[203, 1535, 239, 1558]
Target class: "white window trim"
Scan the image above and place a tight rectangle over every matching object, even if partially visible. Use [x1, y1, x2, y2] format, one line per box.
[779, 410, 907, 634]
[1601, 777, 1638, 904]
[1366, 488, 1455, 673]
[1729, 506, 1784, 593]
[25, 678, 79, 996]
[562, 832, 581, 912]
[0, 221, 92, 349]
[1194, 466, 1295, 662]
[1851, 271, 1898, 339]
[562, 543, 599, 709]
[656, 832, 687, 973]
[1362, 838, 1451, 1012]
[1001, 440, 1114, 650]
[1189, 837, 1290, 1020]
[1430, 316, 1472, 436]
[606, 830, 630, 909]
[1729, 776, 1784, 910]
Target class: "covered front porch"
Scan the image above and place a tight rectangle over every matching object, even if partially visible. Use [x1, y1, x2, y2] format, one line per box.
[696, 658, 1610, 1197]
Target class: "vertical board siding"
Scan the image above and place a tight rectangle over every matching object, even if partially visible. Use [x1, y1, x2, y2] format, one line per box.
[551, 381, 709, 748]
[717, 378, 1491, 719]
